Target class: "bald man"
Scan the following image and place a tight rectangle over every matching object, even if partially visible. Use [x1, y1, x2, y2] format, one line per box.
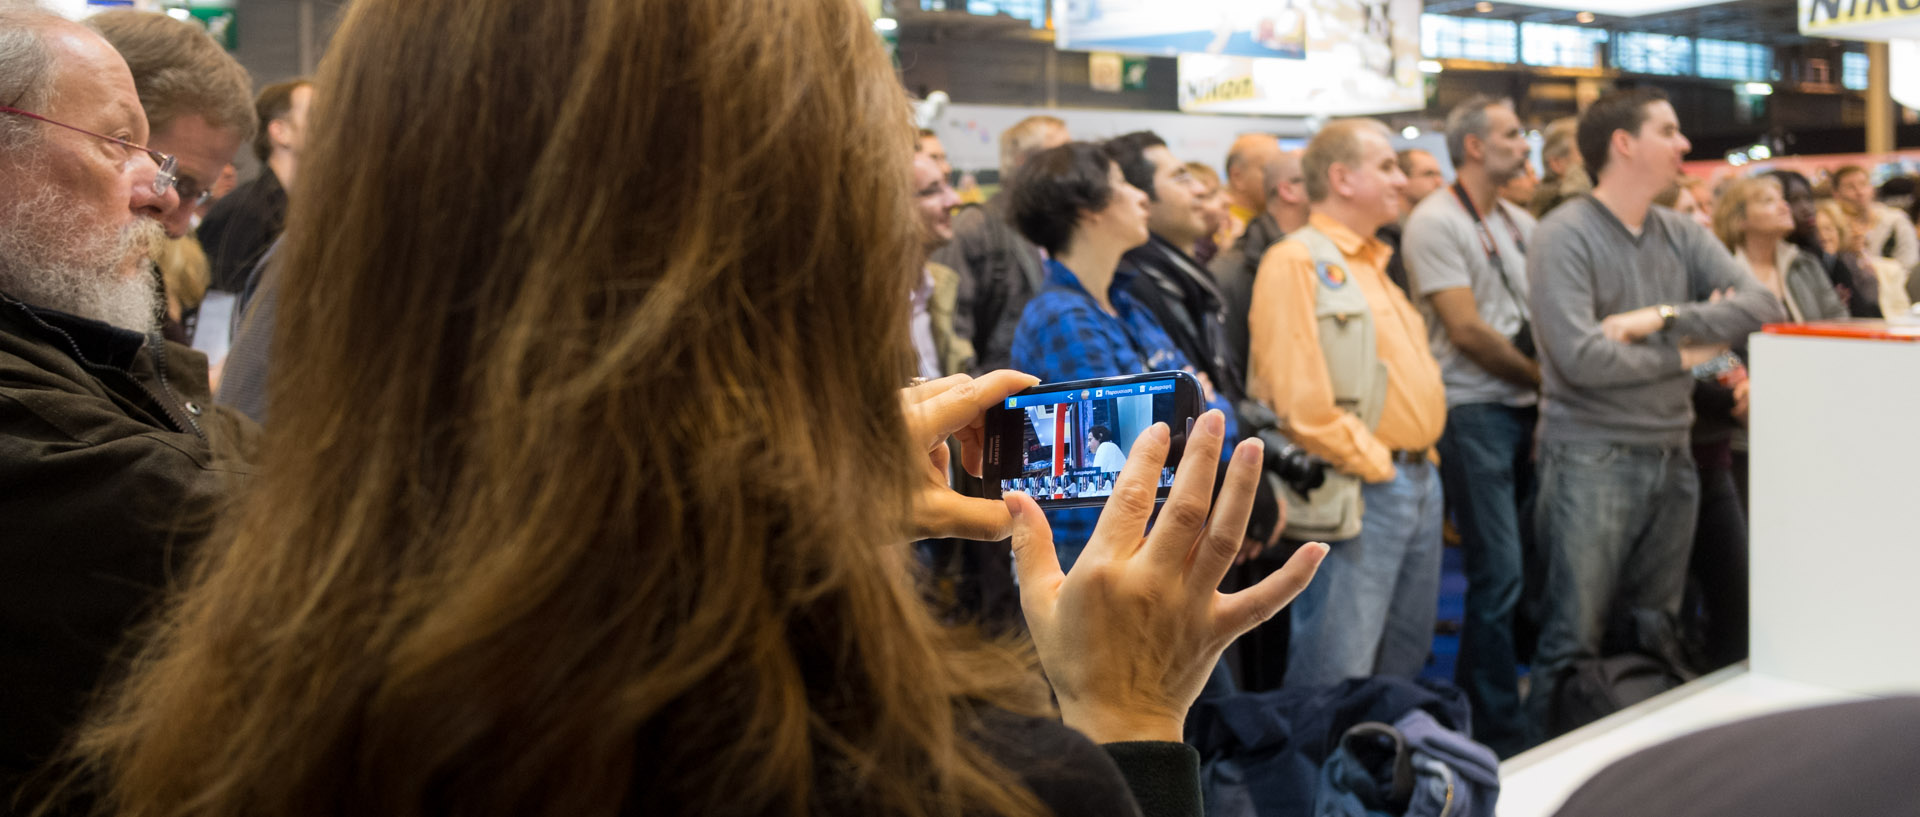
[1222, 132, 1283, 245]
[1212, 148, 1307, 375]
[1247, 119, 1447, 689]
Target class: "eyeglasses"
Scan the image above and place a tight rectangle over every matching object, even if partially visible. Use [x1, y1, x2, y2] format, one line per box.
[0, 105, 179, 199]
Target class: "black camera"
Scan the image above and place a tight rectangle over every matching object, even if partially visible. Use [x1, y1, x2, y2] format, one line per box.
[1235, 399, 1331, 498]
[1510, 318, 1537, 360]
[1266, 442, 1329, 497]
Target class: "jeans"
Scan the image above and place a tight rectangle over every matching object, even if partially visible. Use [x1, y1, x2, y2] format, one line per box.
[1435, 403, 1537, 757]
[1525, 440, 1698, 744]
[1284, 460, 1444, 689]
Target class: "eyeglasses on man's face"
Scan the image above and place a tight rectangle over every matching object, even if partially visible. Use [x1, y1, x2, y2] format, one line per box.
[0, 105, 180, 199]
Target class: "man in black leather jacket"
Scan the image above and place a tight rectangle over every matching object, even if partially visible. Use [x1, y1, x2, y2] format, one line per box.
[1104, 131, 1280, 554]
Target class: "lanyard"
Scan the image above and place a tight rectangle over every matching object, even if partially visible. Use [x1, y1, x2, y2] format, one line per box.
[1450, 182, 1530, 316]
[1451, 181, 1527, 264]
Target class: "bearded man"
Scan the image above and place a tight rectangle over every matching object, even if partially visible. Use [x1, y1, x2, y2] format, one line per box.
[0, 8, 256, 801]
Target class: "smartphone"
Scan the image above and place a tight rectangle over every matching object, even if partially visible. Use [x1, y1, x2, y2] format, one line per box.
[982, 371, 1202, 509]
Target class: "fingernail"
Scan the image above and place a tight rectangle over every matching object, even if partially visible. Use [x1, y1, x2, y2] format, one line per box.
[1235, 437, 1263, 465]
[1005, 493, 1026, 519]
[1206, 410, 1225, 436]
[1150, 422, 1169, 442]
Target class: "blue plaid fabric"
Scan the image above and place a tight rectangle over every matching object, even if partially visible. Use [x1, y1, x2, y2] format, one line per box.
[1011, 259, 1235, 554]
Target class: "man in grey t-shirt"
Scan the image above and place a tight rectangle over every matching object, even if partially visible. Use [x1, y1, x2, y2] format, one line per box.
[1523, 89, 1783, 744]
[1401, 95, 1540, 758]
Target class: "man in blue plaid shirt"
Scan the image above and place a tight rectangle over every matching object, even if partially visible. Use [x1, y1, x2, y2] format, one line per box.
[1006, 141, 1237, 569]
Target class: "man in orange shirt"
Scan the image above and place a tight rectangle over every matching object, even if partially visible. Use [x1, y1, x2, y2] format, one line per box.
[1246, 118, 1448, 688]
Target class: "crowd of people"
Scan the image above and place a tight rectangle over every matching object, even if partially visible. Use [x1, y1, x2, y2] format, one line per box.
[1, 0, 1917, 815]
[925, 88, 1918, 759]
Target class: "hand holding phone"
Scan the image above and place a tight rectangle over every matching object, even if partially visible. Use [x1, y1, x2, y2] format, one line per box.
[902, 370, 1040, 542]
[1007, 409, 1327, 744]
[981, 371, 1203, 510]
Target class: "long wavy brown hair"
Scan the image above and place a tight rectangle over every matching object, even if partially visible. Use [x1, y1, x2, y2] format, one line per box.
[71, 0, 1052, 815]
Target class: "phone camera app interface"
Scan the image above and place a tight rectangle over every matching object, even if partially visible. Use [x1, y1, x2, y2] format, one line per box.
[999, 380, 1179, 502]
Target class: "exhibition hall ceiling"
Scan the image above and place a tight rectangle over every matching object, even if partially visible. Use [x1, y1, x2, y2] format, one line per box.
[1422, 0, 1819, 48]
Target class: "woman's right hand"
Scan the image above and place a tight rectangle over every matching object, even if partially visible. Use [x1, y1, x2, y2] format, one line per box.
[1007, 410, 1327, 744]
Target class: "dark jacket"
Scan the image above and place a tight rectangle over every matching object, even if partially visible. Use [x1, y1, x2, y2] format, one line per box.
[0, 295, 254, 799]
[217, 242, 282, 424]
[931, 192, 1047, 375]
[1186, 676, 1474, 817]
[1376, 221, 1411, 297]
[1208, 211, 1287, 382]
[973, 708, 1202, 817]
[197, 167, 287, 294]
[1123, 235, 1245, 405]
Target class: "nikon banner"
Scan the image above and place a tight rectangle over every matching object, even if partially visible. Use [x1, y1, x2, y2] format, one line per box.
[1800, 0, 1920, 41]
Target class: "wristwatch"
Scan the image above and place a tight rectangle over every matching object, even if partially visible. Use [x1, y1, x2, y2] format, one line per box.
[1657, 304, 1678, 331]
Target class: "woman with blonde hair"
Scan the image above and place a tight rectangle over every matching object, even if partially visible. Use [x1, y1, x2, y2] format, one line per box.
[1713, 176, 1846, 324]
[61, 1, 1323, 816]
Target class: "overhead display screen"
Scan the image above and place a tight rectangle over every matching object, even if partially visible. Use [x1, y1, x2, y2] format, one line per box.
[1055, 0, 1411, 60]
[1157, 0, 1423, 116]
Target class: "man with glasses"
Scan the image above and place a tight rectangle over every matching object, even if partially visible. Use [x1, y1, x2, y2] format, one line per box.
[86, 10, 255, 241]
[0, 7, 256, 801]
[87, 10, 255, 350]
[1106, 130, 1282, 563]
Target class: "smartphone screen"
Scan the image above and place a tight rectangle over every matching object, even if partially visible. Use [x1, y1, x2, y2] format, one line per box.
[983, 371, 1200, 509]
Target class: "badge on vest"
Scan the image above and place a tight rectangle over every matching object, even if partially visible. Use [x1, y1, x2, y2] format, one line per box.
[1315, 261, 1349, 289]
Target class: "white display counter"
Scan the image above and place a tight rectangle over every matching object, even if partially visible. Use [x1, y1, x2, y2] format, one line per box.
[1495, 328, 1920, 817]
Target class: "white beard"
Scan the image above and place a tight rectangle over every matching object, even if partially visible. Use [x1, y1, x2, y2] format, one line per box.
[0, 180, 163, 333]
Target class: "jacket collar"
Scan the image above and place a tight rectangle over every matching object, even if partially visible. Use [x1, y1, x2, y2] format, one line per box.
[1127, 234, 1224, 304]
[0, 291, 148, 372]
[1307, 211, 1392, 268]
[1732, 239, 1802, 274]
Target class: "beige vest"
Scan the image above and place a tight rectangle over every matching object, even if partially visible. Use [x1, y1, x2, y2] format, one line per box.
[1280, 226, 1389, 542]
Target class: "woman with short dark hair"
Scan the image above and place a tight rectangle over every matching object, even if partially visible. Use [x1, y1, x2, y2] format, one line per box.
[1006, 143, 1242, 570]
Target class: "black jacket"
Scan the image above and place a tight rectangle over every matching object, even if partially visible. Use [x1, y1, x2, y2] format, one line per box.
[1209, 212, 1287, 381]
[972, 709, 1201, 817]
[0, 295, 254, 800]
[1123, 236, 1280, 543]
[197, 167, 287, 294]
[1123, 235, 1244, 406]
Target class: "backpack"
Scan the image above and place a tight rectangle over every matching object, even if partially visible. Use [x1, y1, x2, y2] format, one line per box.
[1551, 609, 1698, 736]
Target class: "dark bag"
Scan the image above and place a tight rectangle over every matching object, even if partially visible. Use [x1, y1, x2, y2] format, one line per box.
[1508, 319, 1536, 360]
[1553, 653, 1683, 734]
[1552, 609, 1698, 736]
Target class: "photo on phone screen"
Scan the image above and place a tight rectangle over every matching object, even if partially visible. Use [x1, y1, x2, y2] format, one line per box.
[983, 371, 1200, 509]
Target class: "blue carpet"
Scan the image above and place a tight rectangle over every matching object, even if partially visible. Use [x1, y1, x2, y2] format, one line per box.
[1422, 545, 1466, 683]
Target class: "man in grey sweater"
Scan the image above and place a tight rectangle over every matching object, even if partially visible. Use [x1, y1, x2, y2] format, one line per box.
[1524, 88, 1784, 743]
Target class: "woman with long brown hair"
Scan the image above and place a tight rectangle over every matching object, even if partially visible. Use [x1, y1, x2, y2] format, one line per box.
[62, 0, 1324, 815]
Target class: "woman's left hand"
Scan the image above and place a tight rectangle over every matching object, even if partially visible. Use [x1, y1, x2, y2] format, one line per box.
[903, 371, 1040, 542]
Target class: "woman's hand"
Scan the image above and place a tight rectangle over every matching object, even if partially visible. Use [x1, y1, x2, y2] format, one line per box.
[1008, 410, 1327, 744]
[903, 370, 1039, 542]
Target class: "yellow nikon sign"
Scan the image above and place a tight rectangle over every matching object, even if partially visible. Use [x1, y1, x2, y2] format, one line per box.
[1801, 0, 1920, 40]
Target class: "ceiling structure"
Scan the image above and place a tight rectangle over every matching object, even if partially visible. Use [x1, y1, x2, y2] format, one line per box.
[1422, 0, 1840, 49]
